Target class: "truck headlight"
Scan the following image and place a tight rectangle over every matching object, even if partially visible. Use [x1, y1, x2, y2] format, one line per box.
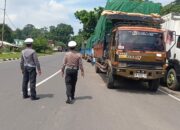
[156, 53, 162, 57]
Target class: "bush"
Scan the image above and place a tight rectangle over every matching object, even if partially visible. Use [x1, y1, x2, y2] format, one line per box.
[33, 37, 50, 53]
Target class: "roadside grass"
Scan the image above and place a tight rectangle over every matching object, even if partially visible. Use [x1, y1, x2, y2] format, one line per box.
[0, 52, 21, 59]
[0, 51, 53, 60]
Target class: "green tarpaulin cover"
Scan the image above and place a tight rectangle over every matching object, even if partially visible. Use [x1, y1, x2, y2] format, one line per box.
[86, 0, 161, 48]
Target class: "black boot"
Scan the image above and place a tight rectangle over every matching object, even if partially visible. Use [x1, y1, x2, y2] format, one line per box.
[23, 95, 30, 99]
[71, 96, 75, 100]
[66, 97, 72, 104]
[31, 96, 40, 100]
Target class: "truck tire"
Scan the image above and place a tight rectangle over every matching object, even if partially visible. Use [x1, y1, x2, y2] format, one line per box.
[148, 79, 160, 92]
[107, 69, 115, 89]
[166, 68, 179, 90]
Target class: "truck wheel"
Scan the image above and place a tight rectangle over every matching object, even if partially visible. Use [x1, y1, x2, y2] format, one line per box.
[148, 79, 160, 92]
[107, 69, 115, 89]
[95, 65, 100, 73]
[166, 68, 179, 90]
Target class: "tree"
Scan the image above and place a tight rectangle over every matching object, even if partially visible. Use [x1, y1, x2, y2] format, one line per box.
[74, 7, 104, 39]
[48, 25, 56, 40]
[39, 27, 49, 38]
[72, 34, 85, 50]
[56, 23, 74, 44]
[33, 36, 49, 53]
[161, 1, 180, 15]
[175, 0, 180, 3]
[55, 41, 66, 47]
[13, 28, 23, 39]
[48, 23, 74, 44]
[0, 24, 13, 43]
[129, 0, 144, 2]
[21, 24, 35, 39]
[12, 23, 74, 53]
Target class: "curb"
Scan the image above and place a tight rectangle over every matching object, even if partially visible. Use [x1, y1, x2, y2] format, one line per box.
[2, 57, 20, 61]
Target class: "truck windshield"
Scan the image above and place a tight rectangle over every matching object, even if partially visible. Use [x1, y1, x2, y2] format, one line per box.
[116, 30, 164, 51]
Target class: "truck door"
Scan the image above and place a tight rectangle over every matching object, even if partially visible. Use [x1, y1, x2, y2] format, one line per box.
[109, 31, 116, 61]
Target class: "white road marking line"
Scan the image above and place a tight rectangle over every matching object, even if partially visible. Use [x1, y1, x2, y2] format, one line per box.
[28, 69, 62, 91]
[36, 70, 62, 87]
[159, 89, 180, 102]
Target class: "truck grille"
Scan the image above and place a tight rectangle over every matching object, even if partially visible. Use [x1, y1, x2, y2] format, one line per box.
[121, 61, 163, 70]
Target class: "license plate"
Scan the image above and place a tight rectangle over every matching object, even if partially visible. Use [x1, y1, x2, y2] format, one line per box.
[119, 55, 127, 59]
[134, 73, 147, 78]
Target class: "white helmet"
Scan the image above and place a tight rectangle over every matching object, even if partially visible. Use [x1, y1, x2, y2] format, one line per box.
[68, 41, 77, 47]
[24, 38, 34, 44]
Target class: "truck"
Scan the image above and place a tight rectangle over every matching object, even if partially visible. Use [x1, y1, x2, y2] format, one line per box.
[94, 10, 167, 91]
[161, 13, 180, 90]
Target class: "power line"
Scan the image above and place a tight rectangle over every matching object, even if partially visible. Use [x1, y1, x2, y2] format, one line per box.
[5, 12, 17, 30]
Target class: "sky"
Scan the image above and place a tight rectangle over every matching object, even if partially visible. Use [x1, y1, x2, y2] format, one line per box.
[0, 0, 175, 34]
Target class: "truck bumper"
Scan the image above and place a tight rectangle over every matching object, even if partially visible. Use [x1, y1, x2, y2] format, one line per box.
[114, 68, 165, 80]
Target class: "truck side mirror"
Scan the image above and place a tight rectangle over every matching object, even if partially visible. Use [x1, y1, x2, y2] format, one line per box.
[106, 34, 111, 43]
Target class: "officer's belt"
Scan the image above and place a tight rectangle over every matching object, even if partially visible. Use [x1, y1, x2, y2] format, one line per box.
[24, 63, 36, 68]
[66, 66, 78, 70]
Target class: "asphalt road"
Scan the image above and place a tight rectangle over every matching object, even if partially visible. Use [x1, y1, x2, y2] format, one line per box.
[1, 52, 180, 130]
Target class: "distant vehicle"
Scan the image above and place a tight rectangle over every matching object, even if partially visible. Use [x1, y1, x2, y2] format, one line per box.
[161, 13, 180, 90]
[58, 46, 63, 52]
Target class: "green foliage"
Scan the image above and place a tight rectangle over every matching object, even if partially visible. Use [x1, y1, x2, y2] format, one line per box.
[48, 23, 74, 45]
[13, 24, 49, 40]
[74, 7, 104, 39]
[13, 28, 23, 39]
[129, 0, 144, 2]
[0, 24, 13, 43]
[13, 23, 73, 43]
[12, 23, 74, 53]
[0, 52, 21, 59]
[33, 37, 49, 53]
[175, 0, 180, 3]
[161, 1, 180, 15]
[72, 34, 85, 50]
[22, 24, 35, 38]
[55, 41, 66, 47]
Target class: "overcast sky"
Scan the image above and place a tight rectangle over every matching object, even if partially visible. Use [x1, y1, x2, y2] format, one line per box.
[0, 0, 174, 34]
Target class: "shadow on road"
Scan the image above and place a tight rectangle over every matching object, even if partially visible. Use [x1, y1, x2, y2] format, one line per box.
[75, 96, 93, 100]
[37, 94, 54, 99]
[98, 73, 165, 95]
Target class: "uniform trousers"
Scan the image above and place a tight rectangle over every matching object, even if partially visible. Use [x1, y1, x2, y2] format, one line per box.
[65, 68, 78, 99]
[22, 66, 37, 98]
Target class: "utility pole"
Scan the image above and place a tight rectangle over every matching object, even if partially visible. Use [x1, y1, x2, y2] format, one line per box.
[1, 0, 7, 48]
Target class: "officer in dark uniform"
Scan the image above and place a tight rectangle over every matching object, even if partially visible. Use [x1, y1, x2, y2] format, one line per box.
[20, 38, 41, 100]
[61, 41, 84, 104]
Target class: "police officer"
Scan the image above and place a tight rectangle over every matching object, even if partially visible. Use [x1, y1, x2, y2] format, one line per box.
[61, 41, 84, 104]
[20, 38, 41, 100]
